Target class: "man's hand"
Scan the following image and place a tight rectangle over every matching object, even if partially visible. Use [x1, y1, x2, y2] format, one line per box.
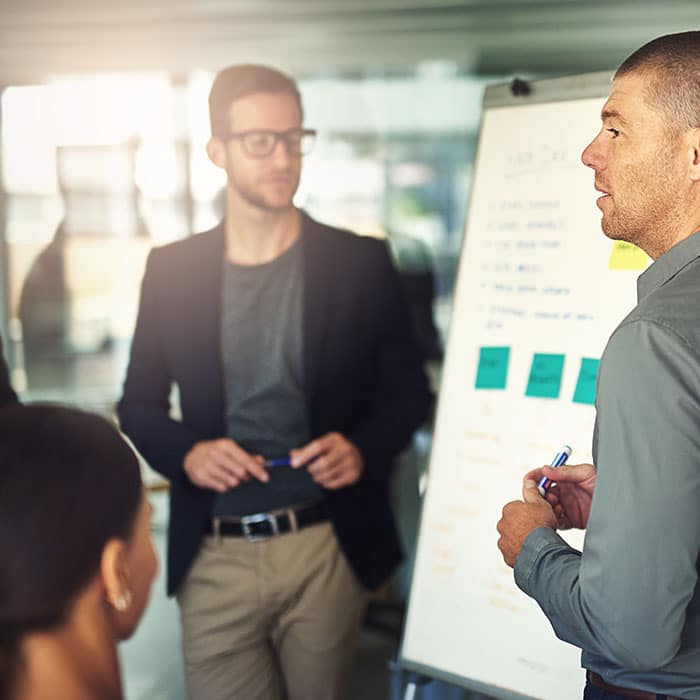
[497, 480, 558, 568]
[183, 438, 268, 493]
[523, 463, 596, 530]
[290, 432, 364, 490]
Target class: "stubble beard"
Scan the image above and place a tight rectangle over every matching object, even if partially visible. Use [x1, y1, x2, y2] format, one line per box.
[601, 152, 682, 258]
[602, 195, 678, 259]
[226, 162, 299, 213]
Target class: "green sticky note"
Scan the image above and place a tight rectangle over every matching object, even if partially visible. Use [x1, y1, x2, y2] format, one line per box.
[573, 357, 599, 405]
[475, 346, 510, 389]
[525, 353, 565, 399]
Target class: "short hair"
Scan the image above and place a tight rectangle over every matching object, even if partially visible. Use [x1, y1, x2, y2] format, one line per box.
[615, 31, 700, 132]
[0, 404, 142, 699]
[208, 64, 303, 138]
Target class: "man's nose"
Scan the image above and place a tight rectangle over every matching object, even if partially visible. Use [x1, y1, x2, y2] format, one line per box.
[581, 133, 604, 171]
[271, 136, 295, 164]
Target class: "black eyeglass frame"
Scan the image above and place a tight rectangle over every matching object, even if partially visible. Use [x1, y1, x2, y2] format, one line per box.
[218, 128, 317, 158]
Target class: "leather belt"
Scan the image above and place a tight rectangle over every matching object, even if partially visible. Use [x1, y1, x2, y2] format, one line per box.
[587, 671, 681, 700]
[204, 502, 326, 542]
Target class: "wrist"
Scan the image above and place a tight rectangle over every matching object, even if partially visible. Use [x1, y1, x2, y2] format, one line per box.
[183, 446, 196, 473]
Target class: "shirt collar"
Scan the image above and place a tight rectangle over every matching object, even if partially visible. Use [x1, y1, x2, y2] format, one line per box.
[637, 230, 700, 301]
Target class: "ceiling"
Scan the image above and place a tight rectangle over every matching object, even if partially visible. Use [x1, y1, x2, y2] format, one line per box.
[0, 0, 698, 84]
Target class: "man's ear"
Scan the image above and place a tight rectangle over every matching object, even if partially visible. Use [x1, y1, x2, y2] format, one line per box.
[206, 137, 227, 170]
[100, 538, 131, 612]
[689, 128, 700, 183]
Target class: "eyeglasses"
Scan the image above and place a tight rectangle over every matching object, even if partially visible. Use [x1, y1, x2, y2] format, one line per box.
[220, 128, 317, 158]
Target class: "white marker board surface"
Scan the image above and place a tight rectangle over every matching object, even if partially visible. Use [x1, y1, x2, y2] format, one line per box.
[400, 72, 651, 700]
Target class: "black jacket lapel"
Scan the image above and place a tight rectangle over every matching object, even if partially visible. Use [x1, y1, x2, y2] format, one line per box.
[301, 213, 330, 400]
[187, 223, 226, 436]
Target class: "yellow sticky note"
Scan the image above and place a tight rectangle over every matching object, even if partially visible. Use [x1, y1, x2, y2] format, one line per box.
[608, 241, 649, 270]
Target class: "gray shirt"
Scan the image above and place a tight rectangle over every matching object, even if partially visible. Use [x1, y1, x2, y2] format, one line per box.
[515, 231, 700, 698]
[213, 236, 322, 516]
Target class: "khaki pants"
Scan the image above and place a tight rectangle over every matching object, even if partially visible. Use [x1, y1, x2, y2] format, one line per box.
[177, 522, 368, 700]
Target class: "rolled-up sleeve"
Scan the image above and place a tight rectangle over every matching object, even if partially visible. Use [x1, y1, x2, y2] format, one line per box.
[514, 319, 700, 670]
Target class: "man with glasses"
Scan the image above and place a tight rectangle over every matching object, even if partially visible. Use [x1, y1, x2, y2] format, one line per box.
[119, 64, 432, 700]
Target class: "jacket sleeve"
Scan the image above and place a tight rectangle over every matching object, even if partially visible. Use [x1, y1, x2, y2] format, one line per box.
[117, 251, 202, 484]
[346, 242, 433, 484]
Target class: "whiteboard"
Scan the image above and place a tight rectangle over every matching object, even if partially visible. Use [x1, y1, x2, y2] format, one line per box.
[400, 73, 651, 700]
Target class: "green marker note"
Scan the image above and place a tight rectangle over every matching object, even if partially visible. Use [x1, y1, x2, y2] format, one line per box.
[573, 357, 599, 405]
[475, 346, 510, 389]
[526, 353, 565, 399]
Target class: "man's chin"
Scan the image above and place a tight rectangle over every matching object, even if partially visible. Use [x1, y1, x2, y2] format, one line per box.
[264, 199, 296, 212]
[258, 187, 298, 212]
[601, 228, 625, 242]
[241, 193, 296, 212]
[601, 221, 639, 247]
[600, 216, 620, 241]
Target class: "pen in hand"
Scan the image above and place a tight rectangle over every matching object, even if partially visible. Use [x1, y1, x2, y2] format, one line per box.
[264, 457, 292, 468]
[537, 445, 572, 496]
[264, 456, 318, 469]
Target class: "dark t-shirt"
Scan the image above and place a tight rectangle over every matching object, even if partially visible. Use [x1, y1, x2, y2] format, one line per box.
[213, 235, 322, 516]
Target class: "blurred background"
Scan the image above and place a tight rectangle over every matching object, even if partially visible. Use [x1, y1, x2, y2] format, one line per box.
[4, 0, 700, 411]
[0, 2, 698, 698]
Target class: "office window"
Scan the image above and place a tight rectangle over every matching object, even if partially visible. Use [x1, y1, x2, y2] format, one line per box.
[1, 67, 488, 409]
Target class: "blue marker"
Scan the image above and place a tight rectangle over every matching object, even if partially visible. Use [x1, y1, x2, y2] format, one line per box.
[537, 445, 572, 496]
[264, 455, 318, 469]
[264, 457, 292, 468]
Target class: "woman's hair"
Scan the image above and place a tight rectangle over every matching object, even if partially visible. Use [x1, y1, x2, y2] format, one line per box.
[0, 404, 142, 700]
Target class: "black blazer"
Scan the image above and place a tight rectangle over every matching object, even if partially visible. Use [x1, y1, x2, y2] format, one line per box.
[0, 336, 18, 406]
[118, 213, 432, 595]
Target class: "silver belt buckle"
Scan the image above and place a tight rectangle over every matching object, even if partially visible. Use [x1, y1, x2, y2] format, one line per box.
[211, 517, 222, 544]
[241, 512, 279, 542]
